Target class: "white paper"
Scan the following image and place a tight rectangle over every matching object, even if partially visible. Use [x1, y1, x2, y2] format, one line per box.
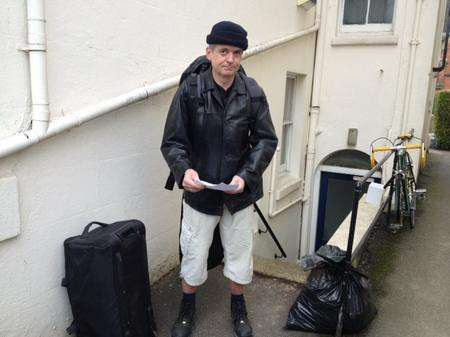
[194, 179, 239, 192]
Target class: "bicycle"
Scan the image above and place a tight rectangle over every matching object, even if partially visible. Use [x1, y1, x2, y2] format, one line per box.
[370, 133, 427, 232]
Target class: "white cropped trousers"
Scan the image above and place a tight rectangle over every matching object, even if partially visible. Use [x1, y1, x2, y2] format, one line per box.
[180, 200, 257, 286]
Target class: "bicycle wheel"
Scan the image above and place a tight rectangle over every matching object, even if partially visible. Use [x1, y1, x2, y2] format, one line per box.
[409, 205, 415, 228]
[399, 178, 409, 228]
[389, 175, 404, 233]
[404, 153, 417, 228]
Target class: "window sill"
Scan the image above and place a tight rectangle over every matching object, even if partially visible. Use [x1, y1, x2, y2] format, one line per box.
[331, 34, 399, 46]
[275, 174, 302, 201]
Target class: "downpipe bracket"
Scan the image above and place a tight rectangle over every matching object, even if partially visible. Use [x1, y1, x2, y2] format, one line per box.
[18, 44, 47, 52]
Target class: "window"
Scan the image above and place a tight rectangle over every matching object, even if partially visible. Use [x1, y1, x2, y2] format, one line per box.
[280, 74, 296, 173]
[341, 0, 395, 33]
[269, 72, 308, 216]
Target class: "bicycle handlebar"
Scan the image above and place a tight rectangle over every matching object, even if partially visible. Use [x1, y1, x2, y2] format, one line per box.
[370, 141, 426, 170]
[371, 143, 423, 153]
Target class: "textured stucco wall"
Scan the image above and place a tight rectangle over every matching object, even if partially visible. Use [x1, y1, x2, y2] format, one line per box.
[0, 1, 316, 336]
[44, 0, 313, 119]
[305, 0, 444, 254]
[0, 92, 181, 336]
[0, 1, 30, 139]
[313, 0, 443, 165]
[314, 0, 405, 164]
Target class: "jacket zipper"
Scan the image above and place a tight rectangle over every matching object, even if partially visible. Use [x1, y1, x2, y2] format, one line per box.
[220, 91, 237, 182]
[218, 101, 224, 184]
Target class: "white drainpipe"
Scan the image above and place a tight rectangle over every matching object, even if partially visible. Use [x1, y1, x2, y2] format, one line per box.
[24, 0, 50, 136]
[299, 0, 327, 257]
[0, 1, 322, 159]
[400, 0, 424, 133]
[267, 0, 322, 218]
[384, 0, 423, 184]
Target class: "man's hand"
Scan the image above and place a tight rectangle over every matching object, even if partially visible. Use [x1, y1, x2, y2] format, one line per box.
[224, 175, 245, 194]
[182, 169, 205, 193]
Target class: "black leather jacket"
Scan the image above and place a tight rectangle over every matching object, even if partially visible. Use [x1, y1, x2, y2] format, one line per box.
[161, 69, 278, 215]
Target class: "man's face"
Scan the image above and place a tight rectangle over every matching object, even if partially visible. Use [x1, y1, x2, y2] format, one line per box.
[206, 45, 243, 78]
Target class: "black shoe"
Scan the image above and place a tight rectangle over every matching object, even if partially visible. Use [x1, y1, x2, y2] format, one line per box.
[231, 298, 253, 337]
[171, 300, 195, 337]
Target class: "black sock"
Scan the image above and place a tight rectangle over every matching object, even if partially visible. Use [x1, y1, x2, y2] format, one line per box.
[231, 294, 244, 302]
[183, 292, 196, 303]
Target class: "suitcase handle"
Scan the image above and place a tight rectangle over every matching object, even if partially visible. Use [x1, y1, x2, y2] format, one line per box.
[82, 221, 109, 237]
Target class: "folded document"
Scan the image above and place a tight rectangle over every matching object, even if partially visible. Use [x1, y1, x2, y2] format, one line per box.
[194, 179, 239, 192]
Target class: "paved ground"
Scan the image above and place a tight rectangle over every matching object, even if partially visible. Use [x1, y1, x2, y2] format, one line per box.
[359, 150, 450, 337]
[151, 267, 317, 337]
[151, 150, 450, 337]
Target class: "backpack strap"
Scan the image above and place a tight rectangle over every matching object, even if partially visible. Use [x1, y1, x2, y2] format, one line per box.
[242, 75, 264, 101]
[241, 74, 265, 121]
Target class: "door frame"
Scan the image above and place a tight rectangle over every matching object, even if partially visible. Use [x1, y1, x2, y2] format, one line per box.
[309, 165, 382, 254]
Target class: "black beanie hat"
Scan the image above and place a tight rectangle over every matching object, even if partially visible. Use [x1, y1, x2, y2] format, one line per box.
[206, 21, 248, 51]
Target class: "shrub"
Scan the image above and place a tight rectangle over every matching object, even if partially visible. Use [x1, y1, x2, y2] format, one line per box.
[435, 91, 450, 150]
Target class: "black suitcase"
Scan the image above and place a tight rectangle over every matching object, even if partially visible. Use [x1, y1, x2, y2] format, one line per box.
[62, 220, 157, 337]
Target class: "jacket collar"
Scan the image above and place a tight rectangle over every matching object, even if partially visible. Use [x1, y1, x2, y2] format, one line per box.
[203, 68, 247, 95]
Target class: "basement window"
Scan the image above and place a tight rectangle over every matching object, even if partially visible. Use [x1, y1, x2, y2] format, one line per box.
[340, 0, 396, 33]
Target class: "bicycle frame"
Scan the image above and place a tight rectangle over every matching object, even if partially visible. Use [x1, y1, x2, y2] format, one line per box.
[371, 136, 425, 231]
[384, 147, 416, 230]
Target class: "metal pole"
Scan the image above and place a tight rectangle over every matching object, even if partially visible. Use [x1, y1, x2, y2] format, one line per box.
[345, 151, 394, 261]
[360, 151, 394, 185]
[345, 185, 363, 261]
[335, 150, 394, 336]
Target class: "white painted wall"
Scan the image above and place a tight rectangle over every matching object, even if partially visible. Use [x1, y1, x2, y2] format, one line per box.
[243, 35, 316, 260]
[0, 1, 316, 336]
[314, 0, 444, 164]
[303, 0, 446, 254]
[0, 1, 30, 139]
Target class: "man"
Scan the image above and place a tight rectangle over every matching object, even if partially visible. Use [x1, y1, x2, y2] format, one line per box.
[161, 21, 278, 337]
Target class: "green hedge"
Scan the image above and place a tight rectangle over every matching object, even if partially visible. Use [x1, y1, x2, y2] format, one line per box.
[435, 91, 450, 150]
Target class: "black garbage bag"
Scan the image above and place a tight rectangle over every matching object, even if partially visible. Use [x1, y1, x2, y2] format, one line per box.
[286, 246, 377, 334]
[299, 245, 347, 270]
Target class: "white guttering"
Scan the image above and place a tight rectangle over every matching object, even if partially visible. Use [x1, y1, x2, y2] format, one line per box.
[24, 0, 50, 136]
[0, 2, 321, 159]
[299, 0, 327, 257]
[0, 76, 180, 158]
[267, 0, 322, 218]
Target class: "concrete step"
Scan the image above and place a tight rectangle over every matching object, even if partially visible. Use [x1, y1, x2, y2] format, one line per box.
[253, 255, 309, 284]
